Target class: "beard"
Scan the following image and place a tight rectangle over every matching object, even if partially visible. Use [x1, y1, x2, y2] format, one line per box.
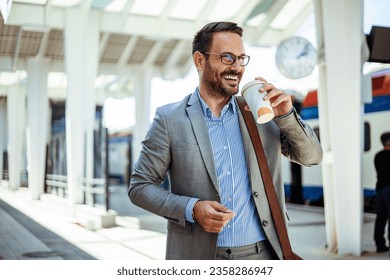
[203, 61, 242, 99]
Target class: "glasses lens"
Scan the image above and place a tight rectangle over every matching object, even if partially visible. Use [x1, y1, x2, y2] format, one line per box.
[221, 54, 235, 65]
[241, 55, 250, 66]
[220, 54, 249, 66]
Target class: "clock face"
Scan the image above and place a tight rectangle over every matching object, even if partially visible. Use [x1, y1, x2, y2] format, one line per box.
[275, 36, 317, 79]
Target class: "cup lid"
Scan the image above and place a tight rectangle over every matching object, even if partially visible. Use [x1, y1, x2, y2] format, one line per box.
[241, 80, 265, 96]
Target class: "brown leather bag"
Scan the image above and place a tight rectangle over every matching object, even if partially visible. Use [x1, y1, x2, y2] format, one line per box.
[237, 96, 303, 260]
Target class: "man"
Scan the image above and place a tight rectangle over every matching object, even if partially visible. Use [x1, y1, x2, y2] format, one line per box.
[374, 132, 390, 253]
[129, 22, 323, 260]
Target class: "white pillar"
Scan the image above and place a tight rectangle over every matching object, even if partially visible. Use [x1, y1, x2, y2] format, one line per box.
[84, 12, 99, 184]
[26, 58, 49, 200]
[0, 97, 7, 178]
[64, 9, 99, 208]
[315, 0, 364, 255]
[132, 67, 153, 167]
[7, 85, 26, 189]
[313, 0, 338, 254]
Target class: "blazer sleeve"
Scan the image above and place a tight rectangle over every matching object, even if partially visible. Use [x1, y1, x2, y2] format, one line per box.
[129, 107, 192, 227]
[274, 108, 323, 166]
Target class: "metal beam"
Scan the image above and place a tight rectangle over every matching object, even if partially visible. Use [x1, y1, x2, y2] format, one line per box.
[99, 32, 110, 60]
[117, 35, 138, 67]
[162, 39, 188, 77]
[12, 27, 22, 71]
[141, 41, 164, 68]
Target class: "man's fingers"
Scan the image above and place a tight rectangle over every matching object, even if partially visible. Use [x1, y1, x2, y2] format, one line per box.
[209, 201, 230, 213]
[214, 210, 235, 221]
[255, 76, 267, 83]
[194, 201, 235, 233]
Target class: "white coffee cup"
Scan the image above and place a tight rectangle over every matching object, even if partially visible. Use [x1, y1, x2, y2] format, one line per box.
[241, 80, 275, 124]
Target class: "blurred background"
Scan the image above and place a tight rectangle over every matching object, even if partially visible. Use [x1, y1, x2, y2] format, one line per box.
[0, 0, 389, 257]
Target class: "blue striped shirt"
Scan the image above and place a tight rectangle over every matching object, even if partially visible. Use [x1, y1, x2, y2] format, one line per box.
[185, 90, 267, 247]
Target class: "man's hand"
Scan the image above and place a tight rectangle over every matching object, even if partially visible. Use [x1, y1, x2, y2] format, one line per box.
[193, 200, 235, 233]
[255, 77, 293, 117]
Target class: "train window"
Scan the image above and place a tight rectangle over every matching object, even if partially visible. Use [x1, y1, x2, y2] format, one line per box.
[364, 122, 371, 152]
[313, 127, 320, 142]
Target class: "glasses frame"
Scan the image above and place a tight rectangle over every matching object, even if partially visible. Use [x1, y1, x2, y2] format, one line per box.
[203, 52, 250, 66]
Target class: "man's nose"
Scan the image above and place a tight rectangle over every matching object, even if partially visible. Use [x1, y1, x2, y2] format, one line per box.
[229, 60, 244, 72]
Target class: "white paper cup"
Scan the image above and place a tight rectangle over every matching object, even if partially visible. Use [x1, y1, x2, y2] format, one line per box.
[241, 80, 274, 124]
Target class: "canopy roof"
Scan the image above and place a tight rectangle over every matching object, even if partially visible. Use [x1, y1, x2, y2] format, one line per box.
[0, 0, 313, 84]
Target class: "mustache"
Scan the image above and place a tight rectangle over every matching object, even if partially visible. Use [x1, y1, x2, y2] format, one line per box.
[221, 70, 242, 76]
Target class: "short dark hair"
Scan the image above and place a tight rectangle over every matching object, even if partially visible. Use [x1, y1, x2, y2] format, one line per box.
[380, 132, 390, 146]
[192, 22, 243, 55]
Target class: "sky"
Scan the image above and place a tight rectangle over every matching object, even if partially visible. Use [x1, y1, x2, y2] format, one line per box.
[103, 0, 390, 133]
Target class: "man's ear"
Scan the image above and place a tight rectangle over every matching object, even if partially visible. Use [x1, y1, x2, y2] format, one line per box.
[193, 51, 205, 71]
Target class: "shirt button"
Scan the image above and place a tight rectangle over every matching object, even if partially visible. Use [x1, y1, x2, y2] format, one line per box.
[253, 192, 259, 197]
[262, 220, 268, 227]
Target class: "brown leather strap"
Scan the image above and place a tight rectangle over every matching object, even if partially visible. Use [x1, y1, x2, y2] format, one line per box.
[236, 96, 296, 260]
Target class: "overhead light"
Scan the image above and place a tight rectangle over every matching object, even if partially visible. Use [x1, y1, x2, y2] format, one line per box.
[13, 0, 46, 4]
[50, 0, 82, 7]
[131, 0, 168, 17]
[246, 13, 267, 27]
[270, 0, 311, 30]
[169, 0, 206, 20]
[207, 0, 246, 22]
[103, 0, 127, 12]
[0, 0, 12, 23]
[92, 0, 117, 9]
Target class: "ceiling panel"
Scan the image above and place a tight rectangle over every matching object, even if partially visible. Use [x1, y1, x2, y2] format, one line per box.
[44, 29, 64, 61]
[0, 0, 314, 92]
[101, 33, 130, 63]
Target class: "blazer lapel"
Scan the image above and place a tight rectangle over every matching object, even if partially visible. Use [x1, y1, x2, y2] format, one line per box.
[186, 92, 219, 193]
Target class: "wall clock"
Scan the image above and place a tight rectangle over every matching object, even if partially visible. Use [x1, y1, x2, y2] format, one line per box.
[275, 36, 317, 79]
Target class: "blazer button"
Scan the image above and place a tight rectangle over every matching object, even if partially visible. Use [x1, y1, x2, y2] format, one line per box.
[253, 192, 258, 197]
[262, 220, 268, 227]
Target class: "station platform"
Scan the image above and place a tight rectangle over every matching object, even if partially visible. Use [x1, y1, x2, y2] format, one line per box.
[0, 185, 389, 261]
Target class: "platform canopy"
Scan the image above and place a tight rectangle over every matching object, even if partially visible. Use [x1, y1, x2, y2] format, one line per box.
[0, 0, 314, 99]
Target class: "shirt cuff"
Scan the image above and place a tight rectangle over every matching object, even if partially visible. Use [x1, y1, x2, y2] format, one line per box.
[185, 198, 200, 223]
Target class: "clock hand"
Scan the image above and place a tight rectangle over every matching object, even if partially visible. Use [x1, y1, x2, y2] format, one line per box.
[296, 43, 309, 59]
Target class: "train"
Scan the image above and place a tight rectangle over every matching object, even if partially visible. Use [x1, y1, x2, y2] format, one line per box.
[108, 133, 132, 185]
[283, 68, 390, 209]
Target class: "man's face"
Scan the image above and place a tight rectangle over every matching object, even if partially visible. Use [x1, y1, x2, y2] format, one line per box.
[202, 32, 246, 98]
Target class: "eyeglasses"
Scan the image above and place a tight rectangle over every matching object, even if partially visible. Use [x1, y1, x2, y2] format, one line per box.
[203, 52, 250, 66]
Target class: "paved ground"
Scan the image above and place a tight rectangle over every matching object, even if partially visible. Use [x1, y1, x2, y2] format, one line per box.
[0, 184, 389, 261]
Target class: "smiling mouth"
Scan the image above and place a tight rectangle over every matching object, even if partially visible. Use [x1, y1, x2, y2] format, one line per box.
[223, 75, 238, 81]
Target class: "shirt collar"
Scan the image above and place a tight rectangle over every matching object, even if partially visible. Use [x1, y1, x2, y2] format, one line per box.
[196, 88, 237, 118]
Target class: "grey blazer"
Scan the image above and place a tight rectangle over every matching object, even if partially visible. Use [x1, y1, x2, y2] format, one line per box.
[129, 90, 323, 260]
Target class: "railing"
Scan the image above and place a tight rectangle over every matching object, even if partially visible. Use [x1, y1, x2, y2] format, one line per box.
[2, 170, 9, 181]
[45, 174, 68, 197]
[1, 170, 9, 187]
[45, 174, 111, 211]
[80, 177, 110, 211]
